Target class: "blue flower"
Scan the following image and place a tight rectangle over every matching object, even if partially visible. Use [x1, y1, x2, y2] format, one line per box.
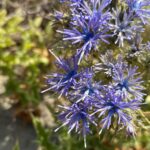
[91, 89, 141, 135]
[58, 0, 112, 63]
[112, 65, 145, 100]
[55, 103, 97, 148]
[110, 9, 144, 47]
[94, 52, 145, 100]
[70, 75, 103, 104]
[125, 0, 150, 24]
[94, 51, 127, 76]
[42, 50, 80, 97]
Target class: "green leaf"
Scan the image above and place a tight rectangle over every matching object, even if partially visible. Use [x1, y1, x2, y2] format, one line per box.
[0, 10, 7, 26]
[33, 17, 42, 27]
[12, 141, 20, 150]
[146, 95, 150, 104]
[32, 117, 56, 150]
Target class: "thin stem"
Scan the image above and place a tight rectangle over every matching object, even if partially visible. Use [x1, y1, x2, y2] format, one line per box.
[138, 110, 150, 125]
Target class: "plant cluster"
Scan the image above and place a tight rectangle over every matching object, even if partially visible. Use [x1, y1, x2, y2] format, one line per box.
[42, 0, 150, 147]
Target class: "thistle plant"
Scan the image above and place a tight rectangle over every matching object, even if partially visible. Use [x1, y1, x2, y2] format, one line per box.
[42, 0, 150, 148]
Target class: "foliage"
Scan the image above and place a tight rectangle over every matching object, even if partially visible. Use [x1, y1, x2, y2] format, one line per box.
[12, 141, 20, 150]
[0, 8, 50, 105]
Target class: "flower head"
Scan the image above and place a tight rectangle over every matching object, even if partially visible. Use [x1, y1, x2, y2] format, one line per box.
[58, 0, 112, 63]
[70, 76, 103, 104]
[42, 50, 80, 97]
[92, 88, 141, 135]
[112, 65, 145, 100]
[125, 0, 150, 24]
[94, 51, 127, 76]
[55, 103, 97, 148]
[110, 9, 144, 47]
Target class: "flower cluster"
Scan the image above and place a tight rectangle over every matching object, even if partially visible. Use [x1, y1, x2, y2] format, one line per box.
[42, 0, 150, 148]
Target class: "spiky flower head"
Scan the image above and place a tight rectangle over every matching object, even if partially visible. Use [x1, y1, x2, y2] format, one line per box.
[92, 88, 141, 136]
[55, 103, 97, 148]
[70, 76, 103, 104]
[94, 51, 127, 76]
[112, 65, 145, 100]
[125, 0, 150, 24]
[42, 50, 80, 97]
[109, 9, 144, 47]
[58, 0, 112, 63]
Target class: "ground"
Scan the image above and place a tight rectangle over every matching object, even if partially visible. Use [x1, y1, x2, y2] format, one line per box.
[0, 108, 37, 150]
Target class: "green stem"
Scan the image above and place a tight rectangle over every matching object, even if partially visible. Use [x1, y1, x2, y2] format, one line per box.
[138, 110, 150, 125]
